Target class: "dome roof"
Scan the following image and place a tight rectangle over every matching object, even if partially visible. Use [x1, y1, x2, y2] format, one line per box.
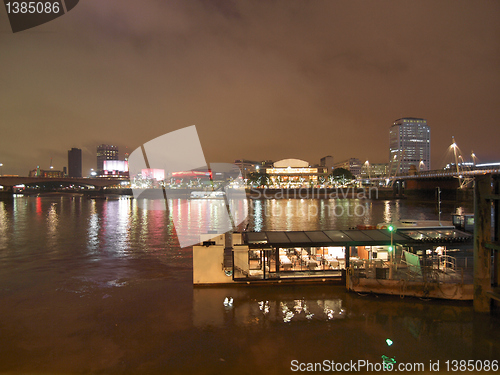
[273, 159, 309, 168]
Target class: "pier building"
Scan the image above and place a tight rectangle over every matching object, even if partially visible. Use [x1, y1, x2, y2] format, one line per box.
[193, 225, 473, 300]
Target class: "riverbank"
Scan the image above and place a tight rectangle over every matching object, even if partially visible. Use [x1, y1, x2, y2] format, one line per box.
[4, 186, 474, 202]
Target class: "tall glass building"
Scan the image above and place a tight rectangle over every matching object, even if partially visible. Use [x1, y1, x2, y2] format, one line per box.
[389, 118, 430, 175]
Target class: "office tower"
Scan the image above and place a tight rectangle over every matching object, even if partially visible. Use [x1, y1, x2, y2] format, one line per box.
[67, 148, 82, 177]
[97, 144, 119, 174]
[389, 118, 430, 175]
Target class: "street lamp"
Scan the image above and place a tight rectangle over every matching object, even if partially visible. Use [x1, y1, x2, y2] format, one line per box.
[364, 160, 371, 182]
[387, 224, 395, 279]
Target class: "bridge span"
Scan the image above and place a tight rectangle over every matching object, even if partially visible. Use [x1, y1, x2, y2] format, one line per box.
[0, 176, 129, 190]
[387, 167, 500, 181]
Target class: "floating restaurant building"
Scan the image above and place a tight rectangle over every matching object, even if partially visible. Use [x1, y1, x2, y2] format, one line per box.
[193, 226, 473, 299]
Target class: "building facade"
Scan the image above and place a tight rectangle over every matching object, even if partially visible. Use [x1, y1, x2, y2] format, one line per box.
[234, 159, 274, 181]
[389, 118, 430, 175]
[102, 160, 129, 177]
[333, 158, 362, 178]
[67, 148, 82, 178]
[29, 166, 65, 178]
[265, 159, 328, 188]
[97, 144, 119, 174]
[360, 163, 389, 178]
[320, 155, 334, 173]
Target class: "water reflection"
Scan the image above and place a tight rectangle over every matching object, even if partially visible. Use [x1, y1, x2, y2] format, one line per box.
[87, 199, 99, 254]
[193, 285, 498, 364]
[249, 199, 405, 231]
[383, 200, 392, 223]
[0, 195, 496, 374]
[46, 202, 59, 248]
[0, 201, 10, 251]
[193, 286, 347, 327]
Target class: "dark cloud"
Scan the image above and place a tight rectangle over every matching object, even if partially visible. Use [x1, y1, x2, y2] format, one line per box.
[0, 0, 499, 175]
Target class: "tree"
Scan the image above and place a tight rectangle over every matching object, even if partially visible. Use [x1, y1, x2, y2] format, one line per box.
[247, 171, 271, 187]
[330, 168, 354, 186]
[331, 168, 353, 179]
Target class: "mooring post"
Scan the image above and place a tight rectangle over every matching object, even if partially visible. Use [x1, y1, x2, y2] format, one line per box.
[493, 175, 500, 288]
[473, 174, 492, 312]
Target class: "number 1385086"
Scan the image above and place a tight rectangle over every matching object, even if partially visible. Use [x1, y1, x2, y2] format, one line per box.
[5, 2, 61, 14]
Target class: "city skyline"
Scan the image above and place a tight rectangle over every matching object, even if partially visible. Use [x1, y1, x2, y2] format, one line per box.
[1, 1, 499, 176]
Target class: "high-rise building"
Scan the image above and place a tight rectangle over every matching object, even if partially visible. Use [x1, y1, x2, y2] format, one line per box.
[97, 144, 119, 174]
[389, 118, 430, 175]
[68, 148, 82, 177]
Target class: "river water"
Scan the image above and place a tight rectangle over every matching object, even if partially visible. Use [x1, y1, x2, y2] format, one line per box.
[0, 195, 498, 374]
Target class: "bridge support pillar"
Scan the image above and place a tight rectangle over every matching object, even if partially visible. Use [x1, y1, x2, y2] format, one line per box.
[0, 186, 14, 199]
[473, 174, 492, 312]
[494, 176, 500, 288]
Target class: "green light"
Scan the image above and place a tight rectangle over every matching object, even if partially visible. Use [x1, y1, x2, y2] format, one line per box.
[388, 246, 393, 252]
[388, 225, 394, 232]
[386, 338, 393, 346]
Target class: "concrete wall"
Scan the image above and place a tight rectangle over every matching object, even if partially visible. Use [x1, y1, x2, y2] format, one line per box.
[405, 178, 459, 190]
[233, 233, 243, 245]
[193, 245, 233, 284]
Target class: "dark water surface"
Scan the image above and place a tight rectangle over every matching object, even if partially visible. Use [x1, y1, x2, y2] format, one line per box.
[0, 195, 498, 374]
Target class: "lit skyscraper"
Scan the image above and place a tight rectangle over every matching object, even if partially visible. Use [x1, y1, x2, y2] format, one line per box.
[67, 148, 82, 178]
[97, 144, 119, 174]
[389, 118, 430, 175]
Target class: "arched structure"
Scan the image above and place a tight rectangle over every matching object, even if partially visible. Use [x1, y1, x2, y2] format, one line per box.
[266, 159, 328, 188]
[273, 159, 309, 168]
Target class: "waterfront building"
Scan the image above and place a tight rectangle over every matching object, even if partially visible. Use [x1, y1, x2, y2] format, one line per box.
[320, 155, 334, 173]
[389, 117, 430, 175]
[193, 227, 472, 294]
[67, 148, 82, 178]
[234, 159, 261, 180]
[333, 158, 362, 178]
[234, 159, 274, 180]
[96, 144, 119, 174]
[360, 163, 389, 178]
[102, 160, 129, 177]
[28, 166, 65, 178]
[265, 159, 328, 188]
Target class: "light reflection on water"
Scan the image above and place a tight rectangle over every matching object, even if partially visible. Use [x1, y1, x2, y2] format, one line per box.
[246, 198, 469, 231]
[0, 194, 495, 375]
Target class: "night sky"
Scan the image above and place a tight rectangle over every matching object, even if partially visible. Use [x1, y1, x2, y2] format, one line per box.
[1, 0, 499, 176]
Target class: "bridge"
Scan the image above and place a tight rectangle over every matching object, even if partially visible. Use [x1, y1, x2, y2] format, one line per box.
[386, 166, 500, 180]
[0, 176, 129, 191]
[380, 137, 500, 189]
